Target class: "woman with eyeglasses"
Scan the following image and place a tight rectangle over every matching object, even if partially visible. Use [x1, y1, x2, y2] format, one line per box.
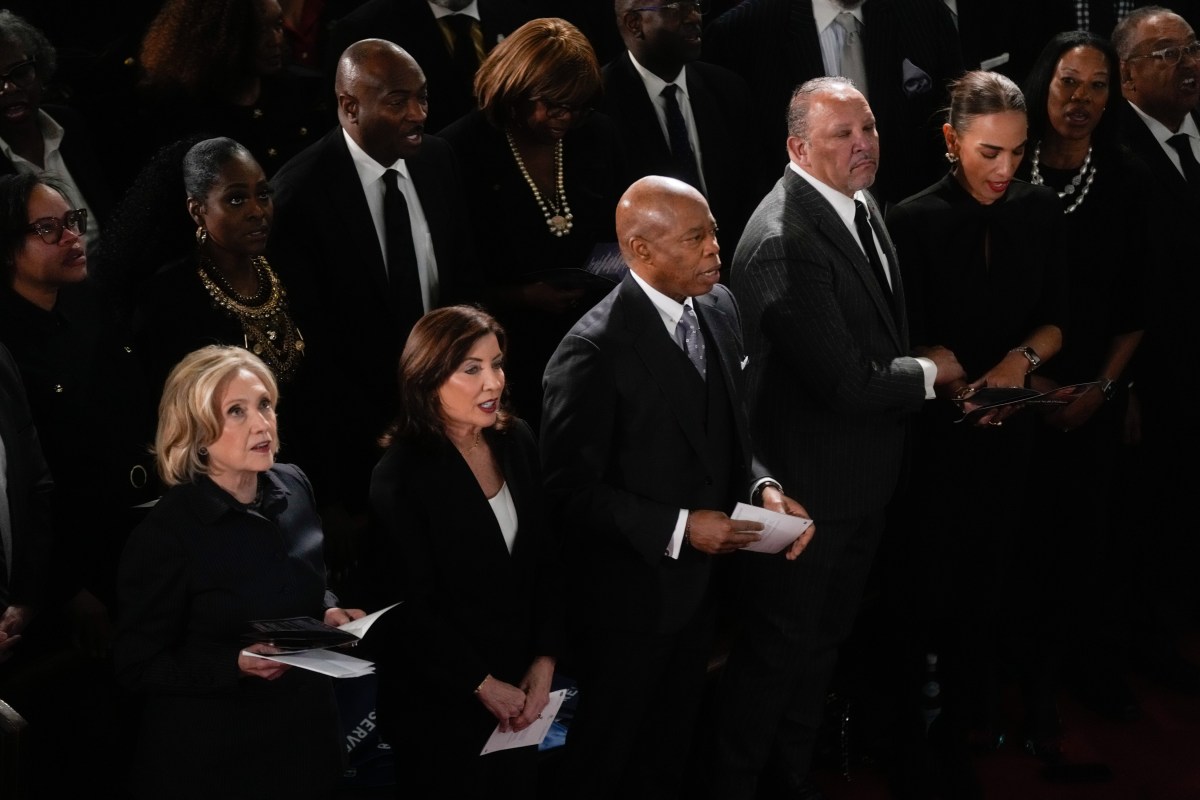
[440, 17, 625, 431]
[0, 172, 159, 789]
[0, 10, 112, 258]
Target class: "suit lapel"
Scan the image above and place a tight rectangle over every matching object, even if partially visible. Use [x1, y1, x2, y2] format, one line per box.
[785, 171, 905, 351]
[789, 2, 827, 87]
[327, 132, 391, 304]
[619, 277, 714, 469]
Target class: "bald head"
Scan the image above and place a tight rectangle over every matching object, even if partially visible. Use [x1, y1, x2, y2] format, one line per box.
[618, 176, 721, 301]
[336, 39, 428, 165]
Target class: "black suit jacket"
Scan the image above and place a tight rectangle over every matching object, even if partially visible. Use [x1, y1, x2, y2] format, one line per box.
[541, 274, 766, 635]
[327, 0, 534, 133]
[730, 169, 927, 520]
[1115, 103, 1200, 412]
[268, 127, 475, 508]
[600, 52, 767, 258]
[0, 344, 53, 611]
[703, 0, 964, 205]
[364, 420, 562, 753]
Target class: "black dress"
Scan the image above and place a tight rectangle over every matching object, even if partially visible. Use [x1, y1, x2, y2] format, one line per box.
[115, 464, 343, 799]
[885, 174, 1068, 731]
[439, 109, 626, 427]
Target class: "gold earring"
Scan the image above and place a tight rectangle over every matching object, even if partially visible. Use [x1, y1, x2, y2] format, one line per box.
[196, 226, 208, 246]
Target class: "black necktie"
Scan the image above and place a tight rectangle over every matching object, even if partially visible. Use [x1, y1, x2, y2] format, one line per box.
[661, 84, 702, 191]
[382, 169, 425, 331]
[443, 14, 480, 81]
[853, 200, 895, 315]
[1168, 133, 1200, 185]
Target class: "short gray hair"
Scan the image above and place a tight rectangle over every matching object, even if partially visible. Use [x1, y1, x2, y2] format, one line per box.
[787, 76, 859, 141]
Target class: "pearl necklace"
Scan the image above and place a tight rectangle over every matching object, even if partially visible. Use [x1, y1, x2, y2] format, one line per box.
[1029, 142, 1097, 215]
[506, 131, 574, 237]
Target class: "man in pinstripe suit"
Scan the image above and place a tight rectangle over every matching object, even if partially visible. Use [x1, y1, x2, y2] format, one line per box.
[707, 78, 962, 798]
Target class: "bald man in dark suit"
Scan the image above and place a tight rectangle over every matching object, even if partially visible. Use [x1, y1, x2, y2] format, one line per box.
[541, 176, 812, 798]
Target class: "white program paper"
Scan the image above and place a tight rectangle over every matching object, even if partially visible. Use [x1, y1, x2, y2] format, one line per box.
[242, 648, 376, 678]
[480, 688, 569, 755]
[731, 502, 814, 554]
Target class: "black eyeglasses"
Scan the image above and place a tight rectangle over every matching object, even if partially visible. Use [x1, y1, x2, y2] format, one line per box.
[27, 209, 88, 245]
[0, 59, 37, 90]
[536, 99, 593, 123]
[631, 0, 708, 17]
[1127, 40, 1200, 65]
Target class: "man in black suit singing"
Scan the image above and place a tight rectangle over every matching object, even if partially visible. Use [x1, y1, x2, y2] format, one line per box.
[270, 39, 474, 516]
[708, 77, 963, 798]
[600, 0, 765, 260]
[540, 175, 812, 799]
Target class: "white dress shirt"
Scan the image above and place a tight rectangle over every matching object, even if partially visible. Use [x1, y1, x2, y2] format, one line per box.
[813, 0, 865, 78]
[626, 52, 709, 194]
[1128, 99, 1200, 181]
[343, 129, 439, 312]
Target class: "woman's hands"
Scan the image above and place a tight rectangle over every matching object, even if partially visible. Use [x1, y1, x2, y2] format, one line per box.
[475, 674, 529, 732]
[238, 643, 290, 681]
[475, 656, 558, 733]
[323, 606, 367, 626]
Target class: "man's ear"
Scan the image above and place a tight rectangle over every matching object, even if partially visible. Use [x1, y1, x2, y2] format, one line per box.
[629, 235, 653, 264]
[620, 10, 645, 40]
[338, 93, 358, 123]
[1119, 60, 1135, 90]
[786, 135, 806, 166]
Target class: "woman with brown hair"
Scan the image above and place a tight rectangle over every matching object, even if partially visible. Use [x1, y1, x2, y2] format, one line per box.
[364, 305, 563, 798]
[439, 17, 625, 430]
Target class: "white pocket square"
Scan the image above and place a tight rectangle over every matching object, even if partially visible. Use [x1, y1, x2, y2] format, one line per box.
[740, 356, 750, 370]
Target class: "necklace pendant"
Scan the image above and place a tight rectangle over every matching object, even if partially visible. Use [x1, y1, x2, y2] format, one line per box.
[548, 214, 570, 235]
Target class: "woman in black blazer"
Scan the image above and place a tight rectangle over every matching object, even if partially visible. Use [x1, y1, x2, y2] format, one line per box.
[365, 305, 563, 798]
[115, 345, 363, 799]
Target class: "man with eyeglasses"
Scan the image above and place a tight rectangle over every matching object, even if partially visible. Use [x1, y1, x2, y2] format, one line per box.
[1110, 6, 1200, 697]
[601, 0, 766, 263]
[0, 11, 110, 259]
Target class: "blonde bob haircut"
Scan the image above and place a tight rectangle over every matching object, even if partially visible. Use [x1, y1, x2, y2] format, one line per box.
[473, 17, 602, 129]
[155, 345, 280, 487]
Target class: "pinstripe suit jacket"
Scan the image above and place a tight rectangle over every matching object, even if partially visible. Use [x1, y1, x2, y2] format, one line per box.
[729, 167, 926, 521]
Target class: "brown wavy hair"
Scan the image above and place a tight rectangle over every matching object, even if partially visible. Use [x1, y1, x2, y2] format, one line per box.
[138, 0, 261, 99]
[381, 305, 512, 447]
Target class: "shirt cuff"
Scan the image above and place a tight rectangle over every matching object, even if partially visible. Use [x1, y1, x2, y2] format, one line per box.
[664, 508, 688, 559]
[915, 356, 937, 399]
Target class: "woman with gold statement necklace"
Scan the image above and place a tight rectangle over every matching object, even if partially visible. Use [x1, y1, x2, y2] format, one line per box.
[440, 18, 624, 429]
[136, 137, 305, 390]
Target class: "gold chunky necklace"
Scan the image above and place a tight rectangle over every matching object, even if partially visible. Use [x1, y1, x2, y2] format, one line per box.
[506, 130, 573, 237]
[197, 254, 305, 381]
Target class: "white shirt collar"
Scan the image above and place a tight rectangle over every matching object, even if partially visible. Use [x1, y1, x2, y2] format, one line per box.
[629, 268, 694, 335]
[342, 128, 411, 184]
[627, 51, 688, 97]
[1127, 98, 1200, 143]
[427, 1, 480, 22]
[813, 0, 864, 33]
[0, 109, 64, 166]
[788, 160, 869, 231]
